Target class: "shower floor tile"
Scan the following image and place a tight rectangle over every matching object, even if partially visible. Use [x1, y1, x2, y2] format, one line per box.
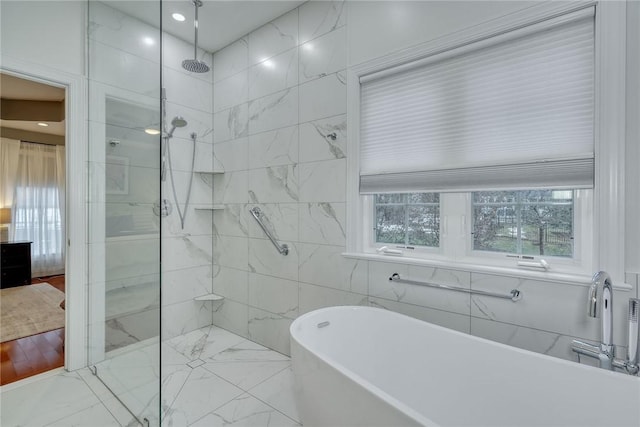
[0, 327, 299, 427]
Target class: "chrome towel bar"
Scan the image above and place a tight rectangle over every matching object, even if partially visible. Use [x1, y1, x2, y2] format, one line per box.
[249, 207, 289, 256]
[389, 273, 522, 302]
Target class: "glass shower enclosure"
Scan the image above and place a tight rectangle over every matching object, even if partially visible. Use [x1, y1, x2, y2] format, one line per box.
[87, 1, 162, 424]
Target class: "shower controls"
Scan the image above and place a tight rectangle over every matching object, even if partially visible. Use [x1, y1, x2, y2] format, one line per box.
[153, 199, 172, 217]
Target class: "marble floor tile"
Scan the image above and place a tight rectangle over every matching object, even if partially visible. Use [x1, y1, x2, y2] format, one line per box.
[247, 367, 300, 423]
[198, 326, 248, 360]
[190, 393, 300, 427]
[44, 402, 121, 427]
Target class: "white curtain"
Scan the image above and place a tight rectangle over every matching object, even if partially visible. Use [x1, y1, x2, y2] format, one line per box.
[10, 141, 66, 277]
[0, 138, 21, 208]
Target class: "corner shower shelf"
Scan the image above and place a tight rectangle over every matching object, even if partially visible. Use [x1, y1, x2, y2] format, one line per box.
[194, 204, 225, 211]
[194, 293, 224, 301]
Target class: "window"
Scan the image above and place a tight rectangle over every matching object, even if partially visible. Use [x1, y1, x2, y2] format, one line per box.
[374, 193, 439, 248]
[472, 190, 573, 258]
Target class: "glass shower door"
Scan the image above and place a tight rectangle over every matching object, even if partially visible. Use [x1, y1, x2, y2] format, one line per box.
[87, 1, 162, 425]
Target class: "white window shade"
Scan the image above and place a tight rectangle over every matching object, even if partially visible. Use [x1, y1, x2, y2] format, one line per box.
[359, 7, 595, 194]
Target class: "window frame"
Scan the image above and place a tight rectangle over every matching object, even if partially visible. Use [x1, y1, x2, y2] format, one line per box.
[346, 1, 627, 284]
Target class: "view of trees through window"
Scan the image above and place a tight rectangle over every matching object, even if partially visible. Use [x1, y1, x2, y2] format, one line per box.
[472, 190, 574, 257]
[374, 193, 440, 247]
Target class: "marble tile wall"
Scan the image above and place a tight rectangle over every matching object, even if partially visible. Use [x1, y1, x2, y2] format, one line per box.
[211, 0, 640, 370]
[211, 0, 353, 355]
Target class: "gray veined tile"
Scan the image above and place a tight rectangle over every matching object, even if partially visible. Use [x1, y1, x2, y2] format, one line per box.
[248, 367, 300, 423]
[44, 402, 120, 427]
[248, 9, 298, 66]
[299, 72, 346, 123]
[299, 0, 346, 44]
[213, 38, 249, 83]
[214, 70, 249, 113]
[298, 159, 346, 203]
[199, 326, 248, 359]
[249, 47, 298, 101]
[299, 202, 346, 246]
[191, 393, 300, 427]
[299, 114, 347, 163]
[208, 339, 290, 363]
[214, 104, 249, 143]
[248, 125, 299, 169]
[202, 359, 291, 392]
[247, 308, 293, 356]
[249, 273, 299, 319]
[299, 26, 347, 84]
[247, 87, 299, 136]
[248, 166, 299, 204]
[162, 367, 244, 426]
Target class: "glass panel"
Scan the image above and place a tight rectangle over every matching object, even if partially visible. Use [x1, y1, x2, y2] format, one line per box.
[375, 204, 406, 244]
[87, 1, 161, 424]
[473, 190, 573, 257]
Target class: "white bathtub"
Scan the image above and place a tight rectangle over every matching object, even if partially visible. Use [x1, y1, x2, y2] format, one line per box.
[290, 306, 640, 427]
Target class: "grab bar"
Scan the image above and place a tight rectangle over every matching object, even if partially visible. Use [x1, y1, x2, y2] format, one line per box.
[389, 273, 522, 302]
[249, 207, 289, 256]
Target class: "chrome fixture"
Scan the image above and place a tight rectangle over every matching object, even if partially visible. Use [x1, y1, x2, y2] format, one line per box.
[571, 271, 640, 375]
[389, 273, 522, 302]
[166, 116, 187, 138]
[182, 0, 210, 73]
[249, 207, 289, 255]
[326, 132, 337, 141]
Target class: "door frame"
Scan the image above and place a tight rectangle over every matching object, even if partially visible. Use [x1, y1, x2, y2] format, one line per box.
[1, 55, 88, 371]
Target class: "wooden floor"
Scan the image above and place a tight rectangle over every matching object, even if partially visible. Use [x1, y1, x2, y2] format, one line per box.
[1, 275, 66, 386]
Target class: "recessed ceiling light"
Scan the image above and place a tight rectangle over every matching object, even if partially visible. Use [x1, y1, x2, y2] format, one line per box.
[145, 128, 161, 135]
[37, 122, 49, 127]
[172, 13, 185, 22]
[143, 36, 155, 46]
[261, 59, 275, 69]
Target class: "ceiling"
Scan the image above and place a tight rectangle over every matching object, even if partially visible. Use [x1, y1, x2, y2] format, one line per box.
[0, 73, 65, 144]
[108, 1, 305, 53]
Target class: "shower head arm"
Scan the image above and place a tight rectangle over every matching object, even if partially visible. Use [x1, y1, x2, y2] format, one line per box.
[192, 0, 202, 61]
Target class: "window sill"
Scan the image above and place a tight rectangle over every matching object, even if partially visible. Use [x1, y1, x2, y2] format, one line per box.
[342, 252, 633, 291]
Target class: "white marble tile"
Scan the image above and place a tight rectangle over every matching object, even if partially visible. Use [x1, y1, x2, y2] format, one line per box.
[161, 203, 214, 238]
[247, 308, 293, 356]
[1, 371, 103, 427]
[213, 203, 250, 238]
[113, 380, 160, 426]
[249, 239, 299, 282]
[162, 265, 213, 306]
[160, 364, 193, 418]
[213, 137, 249, 172]
[248, 9, 298, 66]
[45, 402, 120, 427]
[213, 171, 249, 205]
[299, 282, 369, 315]
[214, 38, 249, 83]
[163, 66, 212, 113]
[248, 367, 299, 422]
[214, 234, 249, 271]
[368, 262, 472, 316]
[298, 159, 346, 202]
[208, 339, 290, 363]
[247, 203, 298, 243]
[213, 265, 249, 304]
[161, 340, 193, 366]
[299, 202, 346, 246]
[161, 299, 213, 340]
[164, 138, 211, 173]
[298, 243, 368, 294]
[89, 1, 160, 63]
[105, 164, 158, 205]
[470, 317, 597, 365]
[214, 70, 249, 113]
[199, 326, 249, 360]
[212, 298, 250, 338]
[299, 0, 346, 44]
[248, 87, 299, 136]
[299, 114, 346, 163]
[106, 308, 159, 352]
[299, 71, 346, 123]
[369, 297, 471, 334]
[214, 104, 249, 143]
[249, 273, 299, 319]
[161, 235, 213, 271]
[248, 166, 299, 204]
[89, 41, 160, 98]
[164, 326, 210, 362]
[191, 393, 299, 427]
[203, 359, 291, 393]
[102, 125, 160, 170]
[105, 201, 158, 238]
[470, 273, 636, 346]
[299, 27, 347, 84]
[249, 48, 298, 101]
[248, 126, 299, 169]
[105, 237, 159, 282]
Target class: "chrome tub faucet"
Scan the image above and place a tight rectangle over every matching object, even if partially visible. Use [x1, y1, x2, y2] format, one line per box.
[571, 271, 639, 375]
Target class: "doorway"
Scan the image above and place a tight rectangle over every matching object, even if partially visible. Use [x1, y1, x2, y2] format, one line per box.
[0, 72, 67, 385]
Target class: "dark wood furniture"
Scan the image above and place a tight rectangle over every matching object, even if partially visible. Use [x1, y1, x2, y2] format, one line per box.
[1, 241, 32, 288]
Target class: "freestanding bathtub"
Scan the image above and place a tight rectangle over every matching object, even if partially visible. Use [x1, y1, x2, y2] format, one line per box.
[290, 306, 640, 427]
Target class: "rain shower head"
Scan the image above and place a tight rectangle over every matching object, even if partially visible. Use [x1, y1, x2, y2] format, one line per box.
[166, 116, 188, 138]
[183, 0, 210, 73]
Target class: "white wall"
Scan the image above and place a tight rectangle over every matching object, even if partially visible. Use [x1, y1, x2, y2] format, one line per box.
[0, 1, 85, 75]
[211, 0, 640, 368]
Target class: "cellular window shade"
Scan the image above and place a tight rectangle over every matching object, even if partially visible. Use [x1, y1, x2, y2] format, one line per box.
[359, 8, 595, 194]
